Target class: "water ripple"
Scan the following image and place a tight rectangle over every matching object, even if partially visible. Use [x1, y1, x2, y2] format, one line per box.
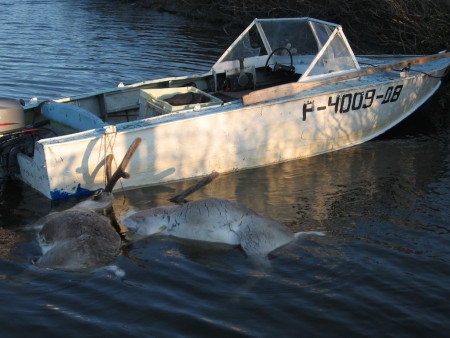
[1, 1, 450, 337]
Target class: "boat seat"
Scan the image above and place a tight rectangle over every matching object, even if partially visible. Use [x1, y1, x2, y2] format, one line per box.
[40, 102, 108, 132]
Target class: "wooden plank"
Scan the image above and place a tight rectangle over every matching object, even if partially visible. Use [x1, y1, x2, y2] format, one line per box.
[242, 52, 450, 106]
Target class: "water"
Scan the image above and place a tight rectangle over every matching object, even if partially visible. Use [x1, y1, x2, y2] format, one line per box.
[0, 1, 449, 336]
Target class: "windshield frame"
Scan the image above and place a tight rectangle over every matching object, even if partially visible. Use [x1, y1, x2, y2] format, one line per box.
[211, 17, 359, 82]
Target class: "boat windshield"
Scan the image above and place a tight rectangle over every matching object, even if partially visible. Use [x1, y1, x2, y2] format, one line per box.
[212, 17, 359, 81]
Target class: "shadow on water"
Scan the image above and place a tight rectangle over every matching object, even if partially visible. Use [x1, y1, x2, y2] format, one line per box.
[377, 85, 450, 139]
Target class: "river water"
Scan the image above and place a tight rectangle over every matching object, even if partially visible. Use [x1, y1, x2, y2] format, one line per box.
[0, 0, 449, 336]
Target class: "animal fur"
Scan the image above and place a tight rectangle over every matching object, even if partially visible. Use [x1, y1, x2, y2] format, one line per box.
[122, 197, 322, 257]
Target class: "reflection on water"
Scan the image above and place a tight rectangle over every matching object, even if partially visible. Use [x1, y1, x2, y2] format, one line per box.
[0, 0, 449, 336]
[112, 117, 447, 227]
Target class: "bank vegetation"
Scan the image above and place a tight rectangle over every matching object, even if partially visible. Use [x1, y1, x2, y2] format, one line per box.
[131, 0, 449, 55]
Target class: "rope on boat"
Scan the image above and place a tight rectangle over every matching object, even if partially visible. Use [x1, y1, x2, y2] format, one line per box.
[402, 68, 448, 79]
[359, 61, 448, 79]
[102, 125, 118, 188]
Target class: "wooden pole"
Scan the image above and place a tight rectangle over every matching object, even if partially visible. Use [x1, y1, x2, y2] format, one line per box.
[105, 137, 142, 193]
[242, 52, 450, 106]
[105, 154, 113, 183]
[169, 171, 220, 204]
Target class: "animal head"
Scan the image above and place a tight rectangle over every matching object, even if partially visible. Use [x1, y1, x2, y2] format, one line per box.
[121, 205, 177, 240]
[74, 191, 115, 211]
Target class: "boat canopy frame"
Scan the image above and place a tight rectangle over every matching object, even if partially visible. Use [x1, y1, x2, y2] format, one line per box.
[212, 17, 360, 83]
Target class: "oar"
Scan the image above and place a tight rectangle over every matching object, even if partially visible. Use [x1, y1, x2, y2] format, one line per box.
[242, 52, 450, 106]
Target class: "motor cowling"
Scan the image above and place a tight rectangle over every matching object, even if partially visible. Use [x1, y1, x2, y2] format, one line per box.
[0, 98, 24, 134]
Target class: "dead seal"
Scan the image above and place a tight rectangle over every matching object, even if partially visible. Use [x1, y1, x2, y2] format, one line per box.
[34, 138, 141, 273]
[35, 193, 120, 272]
[122, 174, 323, 257]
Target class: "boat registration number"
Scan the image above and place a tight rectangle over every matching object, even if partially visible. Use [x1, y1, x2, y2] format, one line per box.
[302, 84, 403, 120]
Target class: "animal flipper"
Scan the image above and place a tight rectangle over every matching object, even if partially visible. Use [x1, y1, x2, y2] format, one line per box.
[238, 215, 294, 257]
[294, 231, 325, 238]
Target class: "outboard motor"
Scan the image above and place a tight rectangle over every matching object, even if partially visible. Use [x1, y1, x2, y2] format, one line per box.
[0, 99, 33, 177]
[0, 98, 24, 135]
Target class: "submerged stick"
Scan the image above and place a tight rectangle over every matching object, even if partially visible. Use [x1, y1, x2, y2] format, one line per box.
[105, 137, 142, 193]
[169, 171, 220, 204]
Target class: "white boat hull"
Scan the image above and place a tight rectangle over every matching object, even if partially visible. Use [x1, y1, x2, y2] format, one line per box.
[17, 64, 445, 199]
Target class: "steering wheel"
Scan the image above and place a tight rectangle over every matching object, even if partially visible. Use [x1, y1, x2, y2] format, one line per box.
[264, 47, 295, 75]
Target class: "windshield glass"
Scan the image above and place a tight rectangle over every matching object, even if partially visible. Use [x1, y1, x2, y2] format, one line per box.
[303, 29, 359, 79]
[220, 24, 267, 61]
[259, 19, 318, 55]
[213, 18, 358, 80]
